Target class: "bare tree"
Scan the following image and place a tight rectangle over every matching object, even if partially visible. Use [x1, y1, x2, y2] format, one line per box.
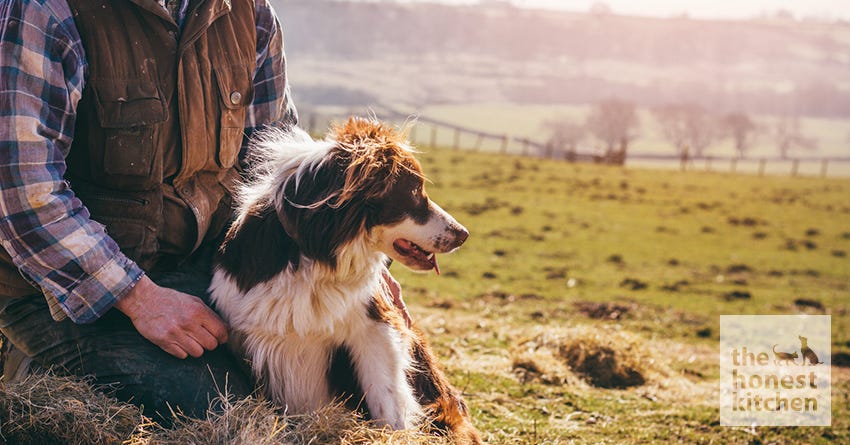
[586, 99, 639, 164]
[543, 118, 585, 161]
[653, 103, 716, 161]
[773, 116, 818, 159]
[720, 112, 758, 159]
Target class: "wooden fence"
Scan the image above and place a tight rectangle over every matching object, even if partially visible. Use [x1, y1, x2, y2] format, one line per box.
[302, 108, 850, 178]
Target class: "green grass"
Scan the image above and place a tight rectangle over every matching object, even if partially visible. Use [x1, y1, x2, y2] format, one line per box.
[391, 146, 850, 444]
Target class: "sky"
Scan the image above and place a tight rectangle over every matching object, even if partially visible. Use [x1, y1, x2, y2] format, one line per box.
[389, 0, 850, 20]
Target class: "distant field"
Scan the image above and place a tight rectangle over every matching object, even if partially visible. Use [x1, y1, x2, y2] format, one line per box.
[307, 103, 850, 176]
[390, 146, 850, 443]
[415, 103, 850, 158]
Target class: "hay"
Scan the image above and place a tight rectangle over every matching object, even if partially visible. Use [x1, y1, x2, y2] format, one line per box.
[0, 373, 450, 445]
[511, 325, 670, 389]
[0, 373, 145, 445]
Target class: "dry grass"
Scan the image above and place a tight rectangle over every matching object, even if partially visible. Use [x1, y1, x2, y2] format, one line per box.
[0, 372, 451, 445]
[0, 373, 144, 444]
[510, 325, 702, 396]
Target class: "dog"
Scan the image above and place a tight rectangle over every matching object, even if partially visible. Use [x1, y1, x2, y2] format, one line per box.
[209, 117, 481, 443]
[799, 335, 823, 366]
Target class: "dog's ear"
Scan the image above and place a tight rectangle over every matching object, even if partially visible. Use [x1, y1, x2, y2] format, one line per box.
[276, 156, 368, 267]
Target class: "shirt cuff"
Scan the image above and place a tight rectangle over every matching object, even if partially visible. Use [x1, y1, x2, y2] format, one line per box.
[41, 255, 145, 324]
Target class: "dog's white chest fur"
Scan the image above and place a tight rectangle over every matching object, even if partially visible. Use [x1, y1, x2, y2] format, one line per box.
[209, 258, 422, 428]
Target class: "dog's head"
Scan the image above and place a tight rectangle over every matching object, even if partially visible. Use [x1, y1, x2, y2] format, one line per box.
[256, 117, 468, 272]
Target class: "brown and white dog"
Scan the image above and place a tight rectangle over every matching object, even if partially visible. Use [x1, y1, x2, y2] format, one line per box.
[209, 118, 481, 443]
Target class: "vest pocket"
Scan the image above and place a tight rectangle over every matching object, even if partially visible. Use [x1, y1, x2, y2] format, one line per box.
[92, 78, 167, 177]
[214, 64, 254, 169]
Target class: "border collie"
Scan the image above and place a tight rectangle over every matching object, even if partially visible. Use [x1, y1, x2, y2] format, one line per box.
[209, 118, 481, 443]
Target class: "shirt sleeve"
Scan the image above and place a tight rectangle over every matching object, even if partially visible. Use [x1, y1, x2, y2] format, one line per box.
[241, 0, 299, 161]
[0, 0, 145, 323]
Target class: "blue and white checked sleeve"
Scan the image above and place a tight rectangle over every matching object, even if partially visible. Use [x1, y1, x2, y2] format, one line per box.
[0, 0, 144, 323]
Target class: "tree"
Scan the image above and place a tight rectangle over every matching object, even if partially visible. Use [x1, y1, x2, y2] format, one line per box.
[720, 112, 758, 159]
[653, 103, 716, 161]
[542, 118, 585, 161]
[586, 99, 639, 164]
[773, 116, 818, 159]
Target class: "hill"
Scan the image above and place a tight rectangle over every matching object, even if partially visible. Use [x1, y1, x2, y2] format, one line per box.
[274, 0, 850, 117]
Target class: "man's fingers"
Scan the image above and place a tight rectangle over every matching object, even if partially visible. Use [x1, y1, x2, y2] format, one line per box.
[189, 327, 220, 352]
[199, 310, 229, 344]
[162, 343, 189, 360]
[179, 335, 206, 358]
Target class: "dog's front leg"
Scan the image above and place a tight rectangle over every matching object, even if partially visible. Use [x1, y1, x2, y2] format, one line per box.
[347, 322, 421, 429]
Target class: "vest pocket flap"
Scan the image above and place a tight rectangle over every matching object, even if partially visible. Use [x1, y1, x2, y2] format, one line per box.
[93, 79, 167, 128]
[215, 64, 254, 111]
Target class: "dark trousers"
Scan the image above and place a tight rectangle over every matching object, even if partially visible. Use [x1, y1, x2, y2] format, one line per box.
[0, 248, 252, 425]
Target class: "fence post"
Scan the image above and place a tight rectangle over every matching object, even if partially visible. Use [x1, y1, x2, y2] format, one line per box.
[758, 159, 766, 176]
[820, 159, 828, 178]
[730, 158, 737, 174]
[430, 125, 437, 148]
[706, 156, 712, 172]
[791, 159, 799, 177]
[522, 139, 529, 156]
[501, 135, 508, 154]
[453, 128, 461, 151]
[474, 134, 484, 152]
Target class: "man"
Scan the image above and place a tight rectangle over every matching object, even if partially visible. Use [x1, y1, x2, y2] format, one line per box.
[0, 0, 407, 423]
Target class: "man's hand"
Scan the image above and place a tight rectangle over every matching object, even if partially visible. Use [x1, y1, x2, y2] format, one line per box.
[382, 268, 412, 327]
[115, 275, 228, 359]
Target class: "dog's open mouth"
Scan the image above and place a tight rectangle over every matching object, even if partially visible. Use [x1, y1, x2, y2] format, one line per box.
[393, 239, 440, 274]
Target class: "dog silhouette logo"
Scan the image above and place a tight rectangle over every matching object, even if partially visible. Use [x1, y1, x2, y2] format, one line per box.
[798, 335, 824, 366]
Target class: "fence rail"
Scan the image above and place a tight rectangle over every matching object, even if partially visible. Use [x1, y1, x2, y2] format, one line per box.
[303, 108, 850, 178]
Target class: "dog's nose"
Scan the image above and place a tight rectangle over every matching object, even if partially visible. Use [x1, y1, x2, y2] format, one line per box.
[454, 226, 469, 246]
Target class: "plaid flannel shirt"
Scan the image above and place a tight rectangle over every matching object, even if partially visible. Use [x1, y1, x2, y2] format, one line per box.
[0, 0, 296, 323]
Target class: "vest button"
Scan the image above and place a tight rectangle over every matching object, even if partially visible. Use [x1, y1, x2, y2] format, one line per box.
[230, 91, 242, 105]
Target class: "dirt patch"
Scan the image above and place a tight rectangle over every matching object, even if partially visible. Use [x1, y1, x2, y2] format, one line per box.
[544, 267, 567, 280]
[574, 301, 636, 320]
[723, 291, 752, 301]
[620, 278, 649, 291]
[727, 216, 765, 227]
[794, 298, 825, 311]
[726, 264, 753, 274]
[512, 326, 667, 389]
[606, 254, 625, 265]
[833, 352, 850, 368]
[661, 280, 690, 292]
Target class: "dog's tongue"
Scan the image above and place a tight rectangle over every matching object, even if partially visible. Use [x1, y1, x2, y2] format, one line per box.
[430, 254, 440, 275]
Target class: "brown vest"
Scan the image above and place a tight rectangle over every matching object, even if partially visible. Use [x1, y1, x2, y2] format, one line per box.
[0, 0, 257, 298]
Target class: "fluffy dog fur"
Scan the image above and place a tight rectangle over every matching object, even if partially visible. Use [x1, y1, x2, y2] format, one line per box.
[209, 118, 481, 443]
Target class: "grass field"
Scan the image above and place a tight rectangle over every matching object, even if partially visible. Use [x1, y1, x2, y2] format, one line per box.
[390, 146, 850, 444]
[2, 145, 848, 444]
